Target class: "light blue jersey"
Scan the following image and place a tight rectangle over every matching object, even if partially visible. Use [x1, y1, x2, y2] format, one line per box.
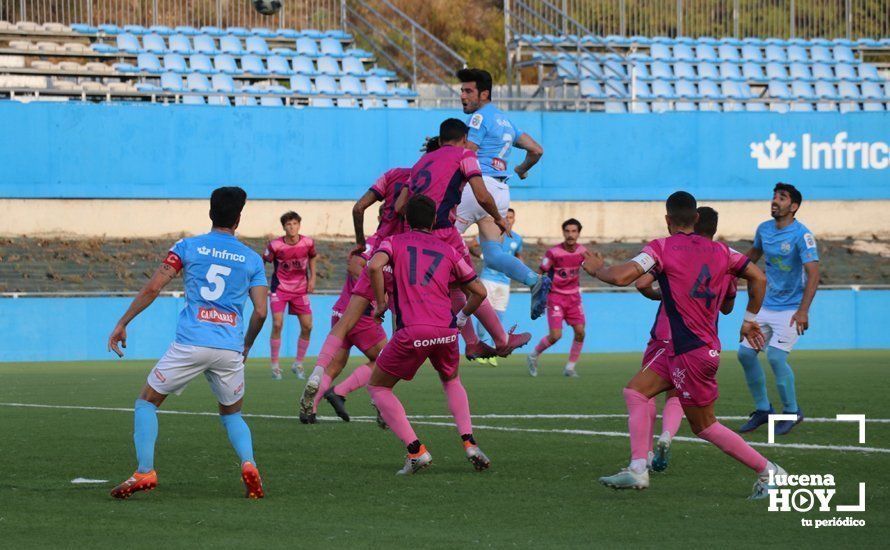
[167, 231, 267, 352]
[481, 233, 523, 285]
[466, 102, 524, 179]
[753, 219, 819, 310]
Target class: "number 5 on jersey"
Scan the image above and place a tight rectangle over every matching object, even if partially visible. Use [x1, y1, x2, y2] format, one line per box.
[201, 264, 232, 300]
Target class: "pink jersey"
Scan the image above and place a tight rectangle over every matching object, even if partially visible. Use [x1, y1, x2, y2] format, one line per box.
[408, 145, 482, 229]
[639, 233, 749, 355]
[376, 230, 477, 329]
[369, 167, 411, 240]
[540, 243, 589, 295]
[264, 236, 317, 295]
[333, 234, 387, 315]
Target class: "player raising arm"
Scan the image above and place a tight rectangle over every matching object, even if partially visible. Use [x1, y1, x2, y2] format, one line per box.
[107, 187, 268, 500]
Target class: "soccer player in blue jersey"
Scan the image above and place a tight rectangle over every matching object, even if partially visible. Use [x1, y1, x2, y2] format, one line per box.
[469, 208, 523, 366]
[106, 187, 269, 499]
[737, 183, 820, 436]
[455, 68, 551, 320]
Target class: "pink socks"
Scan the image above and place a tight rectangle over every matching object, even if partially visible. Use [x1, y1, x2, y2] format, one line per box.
[296, 337, 310, 364]
[334, 364, 372, 396]
[534, 336, 554, 355]
[367, 385, 417, 447]
[698, 422, 769, 472]
[451, 289, 479, 345]
[568, 340, 583, 363]
[442, 377, 473, 436]
[270, 338, 281, 366]
[661, 396, 683, 439]
[316, 334, 343, 369]
[646, 398, 657, 452]
[474, 299, 507, 347]
[312, 374, 333, 412]
[623, 387, 653, 462]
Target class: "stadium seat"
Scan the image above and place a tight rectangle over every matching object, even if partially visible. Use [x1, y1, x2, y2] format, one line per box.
[362, 97, 384, 109]
[717, 44, 740, 61]
[742, 62, 765, 80]
[160, 72, 183, 91]
[579, 58, 602, 79]
[699, 79, 722, 100]
[147, 25, 173, 36]
[672, 43, 695, 61]
[339, 75, 363, 95]
[833, 45, 855, 63]
[673, 62, 696, 80]
[162, 54, 189, 74]
[186, 73, 211, 92]
[603, 79, 626, 98]
[169, 34, 192, 54]
[787, 45, 808, 62]
[650, 80, 674, 112]
[556, 59, 580, 80]
[695, 44, 717, 62]
[182, 94, 205, 105]
[113, 62, 138, 73]
[296, 37, 319, 56]
[815, 81, 838, 111]
[746, 101, 768, 112]
[764, 45, 787, 62]
[385, 97, 411, 108]
[292, 56, 318, 75]
[364, 76, 389, 95]
[631, 101, 650, 114]
[317, 57, 342, 76]
[769, 81, 791, 99]
[741, 44, 763, 62]
[211, 73, 236, 92]
[718, 61, 742, 80]
[189, 54, 216, 74]
[314, 75, 338, 95]
[628, 60, 648, 80]
[811, 63, 836, 82]
[834, 63, 860, 81]
[604, 101, 626, 113]
[861, 82, 885, 111]
[790, 100, 813, 112]
[320, 37, 345, 57]
[219, 36, 244, 55]
[91, 42, 118, 53]
[214, 54, 241, 74]
[650, 43, 673, 61]
[858, 63, 881, 82]
[697, 62, 719, 80]
[839, 99, 860, 113]
[791, 81, 816, 100]
[99, 24, 121, 34]
[123, 24, 147, 35]
[207, 94, 229, 106]
[342, 56, 368, 76]
[174, 25, 199, 36]
[242, 55, 268, 75]
[337, 98, 359, 108]
[579, 79, 604, 98]
[310, 97, 336, 107]
[142, 33, 166, 54]
[193, 34, 217, 54]
[251, 27, 276, 38]
[650, 61, 673, 80]
[116, 33, 141, 53]
[71, 23, 98, 34]
[809, 45, 833, 63]
[227, 27, 250, 37]
[289, 75, 314, 94]
[789, 63, 812, 82]
[675, 79, 698, 98]
[837, 81, 861, 99]
[602, 57, 627, 79]
[765, 62, 788, 81]
[137, 53, 163, 74]
[234, 94, 258, 106]
[267, 56, 294, 75]
[200, 26, 222, 36]
[135, 82, 161, 93]
[245, 36, 270, 55]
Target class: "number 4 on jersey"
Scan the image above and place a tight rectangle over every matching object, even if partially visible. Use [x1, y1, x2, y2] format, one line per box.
[689, 264, 716, 309]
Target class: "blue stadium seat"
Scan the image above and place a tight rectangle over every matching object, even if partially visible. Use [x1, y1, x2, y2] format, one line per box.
[226, 27, 250, 37]
[276, 28, 300, 39]
[149, 25, 173, 36]
[789, 63, 812, 81]
[92, 42, 118, 53]
[695, 44, 717, 62]
[629, 35, 652, 45]
[696, 62, 719, 80]
[386, 98, 409, 109]
[169, 34, 192, 54]
[603, 79, 626, 98]
[251, 27, 276, 38]
[650, 43, 673, 61]
[182, 94, 205, 105]
[787, 45, 808, 63]
[839, 100, 860, 113]
[234, 94, 258, 106]
[718, 61, 742, 80]
[214, 54, 241, 74]
[211, 73, 235, 92]
[242, 55, 268, 75]
[160, 72, 182, 91]
[809, 45, 833, 63]
[742, 37, 765, 46]
[314, 75, 338, 95]
[769, 81, 790, 99]
[855, 37, 881, 47]
[113, 62, 138, 73]
[742, 62, 765, 80]
[650, 61, 673, 80]
[300, 29, 325, 39]
[72, 23, 98, 34]
[579, 79, 604, 98]
[98, 24, 121, 34]
[187, 73, 211, 92]
[628, 60, 648, 80]
[858, 63, 881, 82]
[174, 26, 198, 36]
[339, 75, 363, 95]
[289, 75, 314, 94]
[142, 33, 166, 54]
[764, 45, 787, 62]
[861, 82, 885, 111]
[837, 81, 861, 99]
[193, 34, 217, 54]
[717, 44, 740, 61]
[556, 58, 580, 80]
[136, 82, 161, 92]
[833, 45, 855, 63]
[199, 26, 224, 36]
[310, 97, 336, 107]
[673, 62, 697, 80]
[259, 95, 284, 107]
[342, 56, 368, 76]
[741, 44, 763, 62]
[365, 76, 389, 95]
[675, 79, 698, 98]
[672, 43, 695, 61]
[834, 63, 860, 82]
[137, 53, 163, 74]
[394, 88, 418, 98]
[245, 36, 270, 55]
[811, 63, 836, 82]
[631, 101, 650, 114]
[296, 37, 319, 57]
[790, 100, 814, 112]
[721, 81, 746, 111]
[746, 101, 768, 112]
[320, 37, 344, 57]
[292, 56, 317, 75]
[163, 54, 188, 74]
[650, 80, 673, 112]
[189, 54, 216, 74]
[325, 29, 351, 40]
[116, 33, 141, 53]
[578, 58, 602, 79]
[815, 81, 838, 111]
[698, 79, 722, 99]
[206, 94, 230, 106]
[219, 35, 244, 55]
[317, 56, 342, 76]
[603, 57, 627, 79]
[604, 101, 626, 113]
[267, 55, 294, 75]
[337, 97, 360, 108]
[791, 81, 816, 100]
[123, 24, 147, 35]
[346, 47, 372, 58]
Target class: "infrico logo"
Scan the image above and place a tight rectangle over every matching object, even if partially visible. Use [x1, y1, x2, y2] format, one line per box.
[751, 132, 890, 170]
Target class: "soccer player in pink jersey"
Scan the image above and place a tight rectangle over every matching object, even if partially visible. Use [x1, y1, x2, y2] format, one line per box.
[587, 192, 786, 499]
[526, 218, 599, 378]
[395, 118, 531, 360]
[366, 194, 492, 475]
[264, 211, 317, 380]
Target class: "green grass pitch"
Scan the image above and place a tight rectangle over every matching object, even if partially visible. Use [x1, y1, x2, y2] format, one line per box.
[1, 350, 887, 547]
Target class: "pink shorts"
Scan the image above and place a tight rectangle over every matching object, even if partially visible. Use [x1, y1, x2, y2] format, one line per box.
[432, 226, 473, 266]
[331, 313, 387, 355]
[641, 339, 671, 380]
[667, 347, 721, 408]
[270, 291, 311, 316]
[547, 292, 585, 330]
[376, 325, 460, 381]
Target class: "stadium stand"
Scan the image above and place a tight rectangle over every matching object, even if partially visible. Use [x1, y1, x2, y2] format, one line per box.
[0, 21, 417, 107]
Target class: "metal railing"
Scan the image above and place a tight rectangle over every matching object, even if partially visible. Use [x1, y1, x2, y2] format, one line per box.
[505, 0, 890, 40]
[0, 0, 342, 31]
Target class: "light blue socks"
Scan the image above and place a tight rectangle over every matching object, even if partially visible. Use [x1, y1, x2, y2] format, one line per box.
[133, 399, 158, 473]
[767, 347, 798, 413]
[480, 239, 539, 287]
[737, 347, 770, 411]
[220, 412, 255, 465]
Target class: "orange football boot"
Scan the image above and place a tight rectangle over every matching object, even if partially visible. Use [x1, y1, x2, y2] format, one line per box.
[241, 461, 265, 499]
[110, 470, 157, 499]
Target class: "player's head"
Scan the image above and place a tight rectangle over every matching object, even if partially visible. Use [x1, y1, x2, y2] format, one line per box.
[772, 182, 802, 219]
[694, 206, 718, 239]
[439, 118, 469, 147]
[422, 135, 441, 154]
[209, 186, 247, 230]
[457, 68, 493, 114]
[505, 208, 516, 232]
[561, 218, 582, 245]
[406, 193, 437, 231]
[664, 191, 698, 233]
[280, 211, 302, 236]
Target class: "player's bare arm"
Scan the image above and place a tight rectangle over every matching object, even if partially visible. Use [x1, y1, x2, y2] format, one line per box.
[465, 141, 479, 152]
[513, 134, 544, 180]
[635, 272, 662, 301]
[738, 262, 767, 350]
[468, 237, 482, 258]
[467, 175, 508, 234]
[242, 285, 269, 360]
[792, 261, 820, 335]
[461, 277, 487, 318]
[581, 250, 601, 278]
[394, 186, 410, 216]
[592, 256, 645, 287]
[368, 251, 389, 321]
[745, 246, 764, 263]
[352, 189, 380, 249]
[720, 294, 736, 315]
[307, 255, 318, 293]
[347, 252, 366, 279]
[107, 262, 178, 357]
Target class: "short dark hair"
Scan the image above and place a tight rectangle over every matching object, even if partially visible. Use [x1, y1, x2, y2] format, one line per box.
[406, 194, 436, 230]
[694, 206, 719, 239]
[507, 208, 515, 214]
[280, 211, 302, 226]
[665, 191, 698, 227]
[774, 182, 803, 208]
[423, 135, 441, 154]
[209, 186, 247, 228]
[562, 218, 582, 232]
[439, 118, 469, 143]
[456, 68, 493, 99]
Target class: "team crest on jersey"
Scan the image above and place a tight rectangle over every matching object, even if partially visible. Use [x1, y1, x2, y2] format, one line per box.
[469, 113, 483, 129]
[671, 368, 687, 391]
[804, 233, 817, 249]
[780, 242, 792, 254]
[198, 307, 237, 326]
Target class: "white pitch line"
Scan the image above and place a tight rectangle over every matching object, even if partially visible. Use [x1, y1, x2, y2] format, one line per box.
[2, 402, 888, 454]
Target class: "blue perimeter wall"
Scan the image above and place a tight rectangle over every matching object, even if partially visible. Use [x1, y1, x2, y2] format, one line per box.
[1, 289, 887, 363]
[0, 101, 888, 201]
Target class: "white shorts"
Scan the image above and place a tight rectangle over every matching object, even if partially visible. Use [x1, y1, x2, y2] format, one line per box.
[739, 308, 801, 353]
[148, 343, 246, 406]
[455, 176, 510, 234]
[481, 278, 511, 311]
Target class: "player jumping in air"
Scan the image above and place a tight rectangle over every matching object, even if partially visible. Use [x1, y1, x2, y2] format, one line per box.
[366, 194, 491, 475]
[455, 68, 551, 320]
[264, 211, 317, 380]
[106, 187, 268, 499]
[737, 183, 819, 436]
[588, 191, 787, 498]
[526, 218, 599, 378]
[632, 206, 734, 473]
